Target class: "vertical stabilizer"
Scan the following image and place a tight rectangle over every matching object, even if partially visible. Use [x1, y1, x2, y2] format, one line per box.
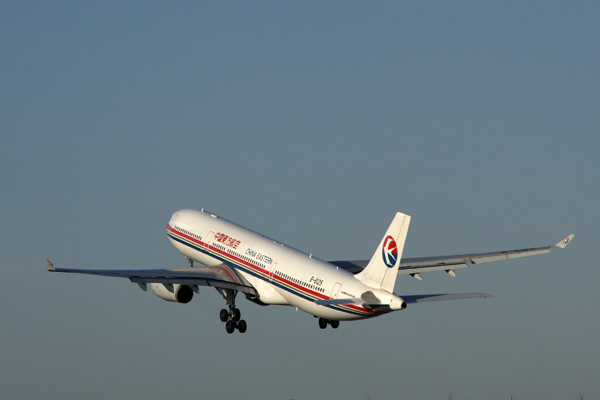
[356, 212, 411, 292]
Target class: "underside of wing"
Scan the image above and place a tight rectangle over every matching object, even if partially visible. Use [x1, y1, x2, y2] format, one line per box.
[330, 234, 574, 277]
[47, 258, 257, 295]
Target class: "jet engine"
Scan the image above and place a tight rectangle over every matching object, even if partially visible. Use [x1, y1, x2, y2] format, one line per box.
[151, 283, 194, 303]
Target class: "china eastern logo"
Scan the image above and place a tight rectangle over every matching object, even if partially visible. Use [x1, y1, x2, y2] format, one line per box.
[382, 235, 398, 268]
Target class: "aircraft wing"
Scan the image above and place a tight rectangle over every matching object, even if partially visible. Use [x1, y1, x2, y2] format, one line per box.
[46, 257, 257, 295]
[330, 234, 574, 276]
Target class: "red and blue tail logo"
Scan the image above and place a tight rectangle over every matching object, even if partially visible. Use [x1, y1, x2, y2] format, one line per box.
[382, 235, 398, 268]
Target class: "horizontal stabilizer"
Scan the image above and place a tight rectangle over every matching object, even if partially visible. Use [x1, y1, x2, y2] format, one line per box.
[401, 293, 493, 303]
[316, 293, 492, 307]
[314, 297, 397, 312]
[314, 298, 364, 306]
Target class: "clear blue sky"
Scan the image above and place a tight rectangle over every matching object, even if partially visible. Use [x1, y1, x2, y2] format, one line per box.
[1, 2, 598, 399]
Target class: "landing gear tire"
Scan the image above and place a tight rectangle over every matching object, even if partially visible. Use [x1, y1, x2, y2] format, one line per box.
[330, 320, 340, 329]
[318, 318, 328, 329]
[218, 289, 246, 333]
[226, 320, 236, 334]
[219, 309, 229, 322]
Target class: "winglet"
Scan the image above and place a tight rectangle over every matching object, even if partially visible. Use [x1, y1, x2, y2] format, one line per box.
[554, 234, 574, 249]
[46, 257, 56, 271]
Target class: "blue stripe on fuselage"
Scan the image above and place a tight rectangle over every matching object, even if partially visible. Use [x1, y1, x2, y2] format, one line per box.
[167, 230, 372, 317]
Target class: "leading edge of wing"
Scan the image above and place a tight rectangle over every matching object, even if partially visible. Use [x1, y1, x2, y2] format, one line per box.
[46, 257, 257, 295]
[330, 234, 575, 275]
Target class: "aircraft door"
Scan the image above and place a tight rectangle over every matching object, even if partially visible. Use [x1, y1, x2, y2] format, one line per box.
[267, 262, 277, 282]
[331, 282, 342, 298]
[205, 231, 215, 245]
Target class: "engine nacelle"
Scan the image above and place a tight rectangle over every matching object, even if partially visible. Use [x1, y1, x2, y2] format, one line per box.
[151, 283, 194, 304]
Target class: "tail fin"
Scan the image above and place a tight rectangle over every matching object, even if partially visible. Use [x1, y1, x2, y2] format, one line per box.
[355, 212, 411, 292]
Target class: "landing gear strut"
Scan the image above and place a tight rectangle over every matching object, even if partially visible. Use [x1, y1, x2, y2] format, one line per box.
[217, 288, 247, 334]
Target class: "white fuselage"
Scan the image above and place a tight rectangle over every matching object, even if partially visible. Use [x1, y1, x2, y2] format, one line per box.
[166, 209, 394, 321]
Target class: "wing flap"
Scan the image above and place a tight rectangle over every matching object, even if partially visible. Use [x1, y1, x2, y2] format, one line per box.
[47, 258, 257, 295]
[128, 277, 257, 295]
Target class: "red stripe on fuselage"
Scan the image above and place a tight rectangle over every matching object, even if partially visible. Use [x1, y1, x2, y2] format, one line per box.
[167, 224, 376, 316]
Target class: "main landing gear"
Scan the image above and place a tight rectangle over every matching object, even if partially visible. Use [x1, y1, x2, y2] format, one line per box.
[318, 317, 339, 329]
[217, 288, 247, 334]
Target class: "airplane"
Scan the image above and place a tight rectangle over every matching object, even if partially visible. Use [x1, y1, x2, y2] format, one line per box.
[47, 209, 574, 334]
